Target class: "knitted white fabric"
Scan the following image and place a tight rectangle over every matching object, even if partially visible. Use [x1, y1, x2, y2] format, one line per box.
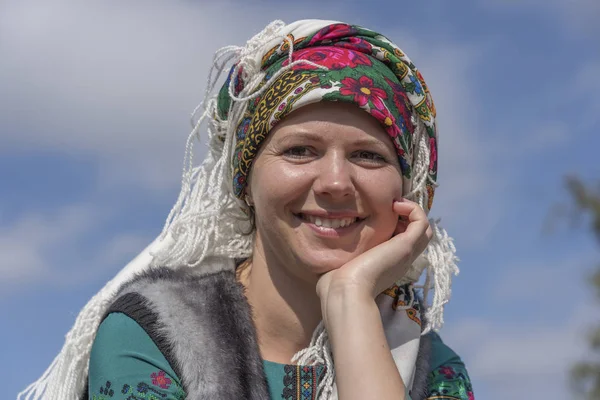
[18, 19, 459, 400]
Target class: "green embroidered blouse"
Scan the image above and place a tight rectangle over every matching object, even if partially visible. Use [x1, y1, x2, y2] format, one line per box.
[88, 313, 473, 400]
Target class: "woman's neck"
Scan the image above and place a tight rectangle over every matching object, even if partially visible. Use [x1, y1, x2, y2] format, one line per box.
[239, 239, 323, 364]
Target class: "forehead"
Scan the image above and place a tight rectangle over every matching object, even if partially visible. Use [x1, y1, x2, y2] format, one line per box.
[270, 102, 391, 143]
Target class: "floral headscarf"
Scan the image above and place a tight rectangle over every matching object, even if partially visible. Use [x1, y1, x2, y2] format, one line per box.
[217, 22, 438, 213]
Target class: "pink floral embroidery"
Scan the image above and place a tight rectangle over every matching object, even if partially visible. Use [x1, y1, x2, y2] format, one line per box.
[308, 24, 358, 45]
[283, 47, 372, 71]
[151, 370, 172, 389]
[429, 137, 437, 170]
[439, 366, 456, 379]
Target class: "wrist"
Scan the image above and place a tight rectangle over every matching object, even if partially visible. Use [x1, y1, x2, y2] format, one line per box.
[322, 284, 374, 312]
[323, 279, 376, 302]
[321, 286, 379, 333]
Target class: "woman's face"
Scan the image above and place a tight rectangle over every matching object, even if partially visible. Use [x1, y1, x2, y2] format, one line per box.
[247, 102, 404, 283]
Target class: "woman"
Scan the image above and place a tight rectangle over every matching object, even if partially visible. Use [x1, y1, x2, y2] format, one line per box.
[19, 20, 472, 400]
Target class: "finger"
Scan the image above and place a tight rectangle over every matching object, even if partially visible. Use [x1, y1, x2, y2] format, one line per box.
[394, 217, 409, 235]
[343, 201, 429, 295]
[393, 200, 429, 237]
[392, 199, 427, 222]
[393, 201, 414, 236]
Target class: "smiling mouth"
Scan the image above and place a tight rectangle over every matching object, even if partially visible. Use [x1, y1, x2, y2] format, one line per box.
[295, 213, 365, 229]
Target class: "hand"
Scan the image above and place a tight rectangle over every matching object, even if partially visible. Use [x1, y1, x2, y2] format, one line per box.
[316, 199, 432, 321]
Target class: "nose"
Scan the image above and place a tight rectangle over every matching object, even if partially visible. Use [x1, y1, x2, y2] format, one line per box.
[313, 151, 355, 199]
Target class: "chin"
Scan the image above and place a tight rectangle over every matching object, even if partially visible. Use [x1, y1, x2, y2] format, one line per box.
[297, 251, 355, 276]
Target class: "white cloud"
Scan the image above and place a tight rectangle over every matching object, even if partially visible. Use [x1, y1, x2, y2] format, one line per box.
[0, 203, 151, 291]
[444, 301, 598, 400]
[53, 231, 152, 287]
[0, 0, 242, 189]
[534, 58, 600, 138]
[490, 252, 596, 306]
[494, 119, 569, 157]
[0, 204, 95, 284]
[441, 247, 600, 399]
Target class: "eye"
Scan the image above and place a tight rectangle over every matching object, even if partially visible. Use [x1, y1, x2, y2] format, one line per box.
[283, 146, 314, 159]
[353, 150, 387, 163]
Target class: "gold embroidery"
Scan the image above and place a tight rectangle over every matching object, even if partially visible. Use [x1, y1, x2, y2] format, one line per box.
[235, 70, 314, 177]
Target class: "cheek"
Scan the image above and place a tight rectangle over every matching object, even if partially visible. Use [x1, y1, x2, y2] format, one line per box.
[359, 170, 403, 236]
[250, 162, 313, 213]
[358, 169, 403, 203]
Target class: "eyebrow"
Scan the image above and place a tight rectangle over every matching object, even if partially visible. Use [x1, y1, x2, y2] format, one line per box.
[277, 131, 392, 151]
[276, 131, 324, 144]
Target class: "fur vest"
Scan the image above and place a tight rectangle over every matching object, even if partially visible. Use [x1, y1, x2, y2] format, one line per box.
[84, 263, 431, 399]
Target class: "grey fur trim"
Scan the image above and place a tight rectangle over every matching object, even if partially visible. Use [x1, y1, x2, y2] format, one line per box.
[117, 262, 269, 400]
[410, 332, 432, 400]
[409, 293, 432, 400]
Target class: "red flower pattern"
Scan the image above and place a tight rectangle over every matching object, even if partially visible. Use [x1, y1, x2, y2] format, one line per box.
[339, 76, 387, 110]
[370, 107, 402, 139]
[284, 47, 372, 71]
[308, 24, 358, 46]
[439, 366, 456, 379]
[385, 77, 415, 135]
[429, 137, 437, 171]
[334, 37, 373, 54]
[151, 370, 172, 389]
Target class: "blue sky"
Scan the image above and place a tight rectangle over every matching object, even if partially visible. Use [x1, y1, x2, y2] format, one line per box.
[1, 0, 599, 398]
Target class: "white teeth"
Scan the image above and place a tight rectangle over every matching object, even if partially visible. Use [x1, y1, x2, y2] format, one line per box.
[303, 214, 358, 228]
